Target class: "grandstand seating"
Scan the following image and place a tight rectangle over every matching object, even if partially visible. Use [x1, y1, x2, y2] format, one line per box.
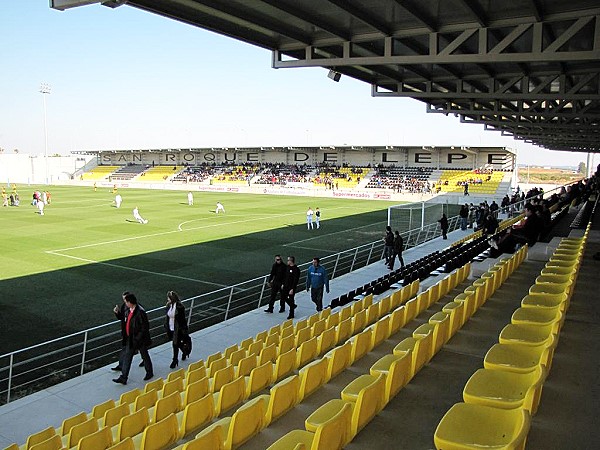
[109, 165, 148, 181]
[366, 167, 433, 191]
[137, 166, 183, 182]
[313, 166, 369, 188]
[80, 166, 119, 181]
[434, 169, 504, 195]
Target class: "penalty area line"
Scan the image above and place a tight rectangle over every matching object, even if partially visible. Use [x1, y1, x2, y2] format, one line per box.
[45, 251, 229, 288]
[283, 221, 385, 247]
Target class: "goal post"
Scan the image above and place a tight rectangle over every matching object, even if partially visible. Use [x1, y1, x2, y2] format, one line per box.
[387, 200, 461, 233]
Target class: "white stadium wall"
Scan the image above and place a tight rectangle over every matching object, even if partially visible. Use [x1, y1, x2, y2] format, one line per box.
[0, 154, 94, 184]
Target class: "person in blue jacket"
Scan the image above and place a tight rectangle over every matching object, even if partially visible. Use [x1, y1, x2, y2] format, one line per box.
[306, 257, 330, 312]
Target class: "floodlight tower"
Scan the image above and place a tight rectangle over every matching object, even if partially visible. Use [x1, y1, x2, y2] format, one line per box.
[40, 83, 51, 185]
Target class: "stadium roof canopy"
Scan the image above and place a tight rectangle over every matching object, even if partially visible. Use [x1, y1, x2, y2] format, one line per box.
[52, 0, 600, 153]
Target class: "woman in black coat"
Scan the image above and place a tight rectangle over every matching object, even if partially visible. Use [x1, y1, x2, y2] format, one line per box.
[165, 291, 188, 369]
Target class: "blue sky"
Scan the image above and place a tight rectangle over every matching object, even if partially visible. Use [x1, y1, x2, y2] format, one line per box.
[0, 0, 593, 167]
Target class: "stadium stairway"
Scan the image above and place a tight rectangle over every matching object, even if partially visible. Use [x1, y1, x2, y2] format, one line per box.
[0, 226, 472, 447]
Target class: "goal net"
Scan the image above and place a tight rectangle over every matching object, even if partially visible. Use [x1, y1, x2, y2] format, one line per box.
[387, 201, 461, 232]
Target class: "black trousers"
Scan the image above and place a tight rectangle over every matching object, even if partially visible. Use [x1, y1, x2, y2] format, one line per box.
[310, 286, 324, 311]
[268, 282, 285, 311]
[166, 330, 181, 361]
[282, 288, 297, 317]
[121, 341, 153, 380]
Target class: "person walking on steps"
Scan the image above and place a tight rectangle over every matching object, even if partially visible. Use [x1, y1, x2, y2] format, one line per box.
[265, 255, 287, 313]
[113, 293, 153, 385]
[306, 257, 330, 312]
[112, 291, 143, 373]
[282, 256, 300, 319]
[383, 226, 394, 265]
[164, 291, 189, 369]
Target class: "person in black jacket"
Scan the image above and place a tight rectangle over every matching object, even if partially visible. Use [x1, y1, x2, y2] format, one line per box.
[112, 291, 142, 372]
[164, 291, 188, 369]
[438, 213, 449, 239]
[113, 292, 153, 385]
[389, 231, 405, 270]
[383, 226, 394, 265]
[282, 256, 301, 320]
[265, 255, 287, 313]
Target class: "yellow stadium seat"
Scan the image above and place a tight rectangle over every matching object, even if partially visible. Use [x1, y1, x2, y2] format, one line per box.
[29, 435, 63, 450]
[134, 413, 179, 450]
[102, 403, 130, 430]
[429, 312, 451, 349]
[308, 314, 319, 327]
[211, 366, 235, 393]
[324, 341, 352, 380]
[484, 341, 554, 374]
[413, 323, 439, 361]
[370, 352, 412, 402]
[255, 330, 268, 343]
[115, 407, 149, 442]
[350, 300, 364, 316]
[434, 403, 531, 450]
[144, 378, 164, 394]
[89, 399, 116, 421]
[388, 306, 407, 336]
[463, 366, 546, 414]
[294, 319, 309, 334]
[390, 289, 403, 310]
[247, 341, 264, 358]
[499, 323, 556, 347]
[235, 355, 257, 378]
[393, 333, 433, 377]
[306, 373, 384, 443]
[162, 377, 184, 398]
[213, 376, 246, 416]
[371, 316, 391, 347]
[258, 374, 300, 426]
[325, 312, 340, 329]
[442, 301, 466, 337]
[211, 396, 266, 450]
[265, 333, 280, 348]
[166, 368, 186, 383]
[152, 391, 182, 423]
[351, 309, 367, 335]
[318, 308, 331, 320]
[379, 295, 392, 316]
[182, 377, 209, 406]
[311, 319, 326, 338]
[269, 402, 351, 450]
[176, 393, 214, 438]
[349, 328, 373, 363]
[24, 427, 57, 450]
[296, 337, 318, 369]
[295, 327, 313, 347]
[106, 437, 134, 450]
[134, 389, 158, 412]
[340, 306, 352, 322]
[454, 292, 476, 319]
[278, 334, 295, 354]
[175, 426, 223, 450]
[463, 286, 483, 310]
[365, 303, 380, 326]
[273, 348, 296, 381]
[404, 297, 419, 323]
[185, 367, 207, 386]
[228, 349, 246, 367]
[187, 360, 205, 373]
[245, 361, 273, 398]
[258, 343, 278, 365]
[209, 357, 229, 378]
[76, 427, 112, 450]
[3, 444, 18, 450]
[223, 344, 239, 360]
[63, 417, 98, 449]
[317, 326, 337, 355]
[59, 412, 88, 436]
[207, 352, 224, 368]
[335, 318, 353, 344]
[298, 358, 329, 401]
[511, 307, 563, 327]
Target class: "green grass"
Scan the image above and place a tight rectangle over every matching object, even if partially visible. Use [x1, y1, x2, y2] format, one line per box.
[0, 185, 399, 353]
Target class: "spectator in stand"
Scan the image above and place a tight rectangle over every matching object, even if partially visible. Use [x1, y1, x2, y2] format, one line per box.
[482, 214, 499, 236]
[512, 204, 543, 247]
[265, 255, 287, 313]
[164, 291, 189, 369]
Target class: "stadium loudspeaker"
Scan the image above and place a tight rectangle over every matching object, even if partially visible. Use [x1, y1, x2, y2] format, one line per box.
[328, 69, 341, 82]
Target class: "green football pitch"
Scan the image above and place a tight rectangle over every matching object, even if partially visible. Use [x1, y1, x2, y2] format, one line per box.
[0, 185, 400, 353]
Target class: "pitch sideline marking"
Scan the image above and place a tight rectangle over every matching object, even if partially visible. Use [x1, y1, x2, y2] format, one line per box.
[45, 251, 229, 288]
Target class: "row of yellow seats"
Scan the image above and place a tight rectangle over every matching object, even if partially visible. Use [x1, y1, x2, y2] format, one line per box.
[178, 270, 460, 449]
[81, 166, 119, 180]
[263, 263, 481, 449]
[434, 232, 588, 450]
[171, 276, 458, 450]
[265, 258, 507, 449]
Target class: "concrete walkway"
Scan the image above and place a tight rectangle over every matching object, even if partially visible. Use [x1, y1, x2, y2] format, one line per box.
[0, 227, 472, 448]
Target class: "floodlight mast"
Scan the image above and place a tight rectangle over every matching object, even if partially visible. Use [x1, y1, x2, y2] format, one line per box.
[40, 83, 51, 185]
